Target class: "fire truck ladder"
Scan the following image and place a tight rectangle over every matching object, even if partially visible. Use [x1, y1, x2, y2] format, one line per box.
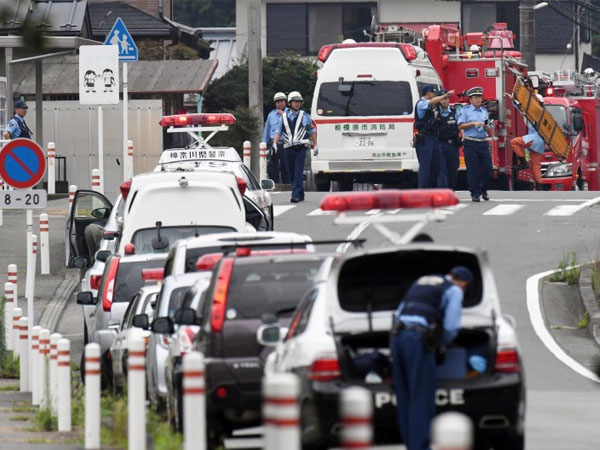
[511, 77, 570, 161]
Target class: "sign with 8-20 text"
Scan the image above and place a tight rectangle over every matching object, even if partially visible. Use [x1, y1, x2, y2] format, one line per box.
[1, 190, 47, 209]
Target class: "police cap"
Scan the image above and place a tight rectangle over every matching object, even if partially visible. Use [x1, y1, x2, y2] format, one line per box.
[14, 100, 28, 109]
[421, 84, 435, 96]
[450, 266, 474, 284]
[466, 87, 484, 97]
[436, 89, 448, 96]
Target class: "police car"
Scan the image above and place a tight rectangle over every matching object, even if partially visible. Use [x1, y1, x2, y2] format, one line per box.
[156, 113, 275, 230]
[262, 189, 525, 450]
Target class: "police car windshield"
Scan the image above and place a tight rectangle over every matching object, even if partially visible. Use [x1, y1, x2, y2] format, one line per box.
[131, 226, 236, 254]
[317, 81, 413, 116]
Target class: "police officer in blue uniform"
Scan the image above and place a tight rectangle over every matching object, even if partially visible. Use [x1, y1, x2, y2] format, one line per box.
[4, 100, 32, 140]
[415, 85, 454, 188]
[262, 92, 288, 183]
[457, 87, 492, 202]
[273, 91, 317, 203]
[390, 266, 473, 450]
[435, 89, 461, 190]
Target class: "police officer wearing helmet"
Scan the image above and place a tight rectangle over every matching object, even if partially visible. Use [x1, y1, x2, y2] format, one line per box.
[4, 100, 32, 140]
[415, 85, 454, 188]
[262, 92, 289, 183]
[457, 87, 492, 202]
[435, 89, 461, 190]
[390, 266, 473, 450]
[273, 91, 317, 203]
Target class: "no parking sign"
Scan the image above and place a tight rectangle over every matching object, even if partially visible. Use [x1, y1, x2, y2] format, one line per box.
[0, 138, 46, 189]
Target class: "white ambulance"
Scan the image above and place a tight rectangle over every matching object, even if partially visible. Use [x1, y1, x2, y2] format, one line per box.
[311, 41, 442, 191]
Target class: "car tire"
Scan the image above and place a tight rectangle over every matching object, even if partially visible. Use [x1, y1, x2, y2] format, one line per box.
[315, 175, 331, 192]
[491, 433, 525, 450]
[337, 180, 354, 192]
[269, 205, 275, 230]
[83, 322, 89, 345]
[300, 401, 329, 450]
[79, 351, 86, 385]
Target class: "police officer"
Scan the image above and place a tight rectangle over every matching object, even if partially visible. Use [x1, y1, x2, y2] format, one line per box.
[390, 266, 473, 450]
[415, 85, 454, 188]
[457, 87, 492, 202]
[4, 100, 32, 140]
[435, 89, 461, 190]
[273, 91, 316, 203]
[262, 92, 288, 183]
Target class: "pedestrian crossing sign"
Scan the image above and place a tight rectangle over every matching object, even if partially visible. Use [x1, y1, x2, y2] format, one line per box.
[104, 17, 138, 62]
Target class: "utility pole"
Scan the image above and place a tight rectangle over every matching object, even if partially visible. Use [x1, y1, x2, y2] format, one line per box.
[519, 0, 536, 70]
[248, 0, 263, 178]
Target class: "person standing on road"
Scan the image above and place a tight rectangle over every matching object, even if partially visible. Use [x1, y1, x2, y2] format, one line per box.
[273, 91, 317, 203]
[390, 266, 473, 450]
[262, 92, 288, 183]
[457, 87, 492, 202]
[435, 89, 461, 190]
[414, 85, 454, 188]
[4, 100, 32, 140]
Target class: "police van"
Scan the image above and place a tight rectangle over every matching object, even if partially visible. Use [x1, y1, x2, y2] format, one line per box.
[311, 41, 442, 191]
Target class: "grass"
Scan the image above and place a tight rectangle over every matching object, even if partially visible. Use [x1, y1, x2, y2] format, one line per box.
[548, 252, 581, 285]
[578, 312, 590, 329]
[27, 438, 49, 444]
[33, 407, 57, 431]
[0, 296, 19, 378]
[100, 393, 129, 449]
[148, 409, 183, 450]
[592, 263, 600, 306]
[12, 405, 37, 413]
[10, 415, 31, 421]
[0, 384, 19, 392]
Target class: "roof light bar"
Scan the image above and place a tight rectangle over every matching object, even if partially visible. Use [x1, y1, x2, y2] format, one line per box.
[159, 113, 236, 128]
[317, 42, 417, 63]
[320, 189, 459, 212]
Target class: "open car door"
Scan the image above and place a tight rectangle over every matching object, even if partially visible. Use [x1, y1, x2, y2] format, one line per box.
[244, 196, 270, 231]
[65, 190, 112, 267]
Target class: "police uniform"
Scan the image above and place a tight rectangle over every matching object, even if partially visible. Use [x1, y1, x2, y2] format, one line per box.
[390, 267, 472, 450]
[435, 92, 460, 190]
[414, 85, 441, 188]
[510, 122, 545, 185]
[457, 87, 492, 201]
[262, 108, 287, 183]
[5, 101, 32, 140]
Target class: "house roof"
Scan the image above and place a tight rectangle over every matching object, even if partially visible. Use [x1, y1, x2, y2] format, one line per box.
[0, 0, 90, 36]
[89, 2, 172, 39]
[12, 54, 218, 95]
[201, 27, 236, 79]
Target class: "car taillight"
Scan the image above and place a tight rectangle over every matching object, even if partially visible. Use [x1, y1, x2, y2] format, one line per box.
[90, 275, 101, 290]
[495, 348, 520, 373]
[196, 252, 224, 271]
[236, 176, 247, 196]
[309, 356, 341, 381]
[101, 258, 119, 312]
[141, 268, 164, 281]
[210, 258, 234, 333]
[120, 179, 132, 200]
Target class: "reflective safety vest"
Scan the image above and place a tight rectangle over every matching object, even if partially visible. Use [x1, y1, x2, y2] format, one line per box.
[399, 274, 452, 328]
[437, 107, 459, 141]
[414, 100, 437, 136]
[282, 110, 310, 149]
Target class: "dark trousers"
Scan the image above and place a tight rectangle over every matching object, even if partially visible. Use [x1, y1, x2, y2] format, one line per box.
[463, 140, 492, 198]
[278, 144, 291, 184]
[267, 143, 288, 183]
[391, 330, 436, 450]
[437, 141, 460, 190]
[416, 134, 440, 188]
[287, 145, 307, 200]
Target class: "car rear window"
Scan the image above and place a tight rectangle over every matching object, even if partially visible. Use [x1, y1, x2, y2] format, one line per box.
[337, 250, 483, 312]
[131, 226, 235, 254]
[113, 259, 165, 303]
[317, 81, 413, 117]
[225, 260, 322, 320]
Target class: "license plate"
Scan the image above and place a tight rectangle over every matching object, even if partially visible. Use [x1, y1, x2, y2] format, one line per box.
[356, 136, 376, 147]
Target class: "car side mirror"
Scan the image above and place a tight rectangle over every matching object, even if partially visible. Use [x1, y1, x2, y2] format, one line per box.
[151, 316, 175, 335]
[256, 324, 284, 347]
[76, 291, 97, 305]
[261, 179, 275, 191]
[152, 236, 170, 251]
[173, 307, 200, 326]
[72, 256, 90, 269]
[96, 250, 111, 263]
[132, 313, 150, 330]
[92, 207, 111, 219]
[572, 114, 583, 133]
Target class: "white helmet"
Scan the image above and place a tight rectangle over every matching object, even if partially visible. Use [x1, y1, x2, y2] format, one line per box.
[273, 92, 286, 102]
[469, 44, 481, 52]
[288, 91, 303, 102]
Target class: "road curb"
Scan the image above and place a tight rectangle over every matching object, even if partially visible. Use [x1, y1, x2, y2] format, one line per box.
[578, 263, 600, 347]
[39, 268, 79, 332]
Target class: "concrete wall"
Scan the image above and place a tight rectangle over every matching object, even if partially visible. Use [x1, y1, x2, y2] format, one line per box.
[537, 42, 592, 74]
[378, 0, 460, 23]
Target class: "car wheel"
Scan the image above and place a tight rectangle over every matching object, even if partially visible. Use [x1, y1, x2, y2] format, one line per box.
[79, 351, 86, 385]
[207, 415, 224, 448]
[491, 433, 525, 450]
[175, 389, 183, 432]
[337, 180, 354, 192]
[300, 400, 328, 450]
[83, 322, 89, 345]
[269, 205, 275, 230]
[315, 175, 330, 192]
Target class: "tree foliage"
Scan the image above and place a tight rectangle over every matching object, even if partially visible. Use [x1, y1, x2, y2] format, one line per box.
[173, 0, 235, 27]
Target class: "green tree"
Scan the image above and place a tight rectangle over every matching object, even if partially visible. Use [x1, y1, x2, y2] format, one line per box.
[173, 0, 235, 27]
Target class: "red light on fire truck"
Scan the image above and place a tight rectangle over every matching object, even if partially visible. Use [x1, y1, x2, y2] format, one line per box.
[320, 189, 459, 212]
[159, 113, 236, 127]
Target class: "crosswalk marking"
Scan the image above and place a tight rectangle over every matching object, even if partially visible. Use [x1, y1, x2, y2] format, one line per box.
[307, 208, 336, 216]
[482, 204, 525, 216]
[273, 205, 296, 217]
[544, 204, 582, 216]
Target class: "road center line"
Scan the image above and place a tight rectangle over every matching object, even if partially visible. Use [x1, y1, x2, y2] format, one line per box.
[526, 269, 600, 383]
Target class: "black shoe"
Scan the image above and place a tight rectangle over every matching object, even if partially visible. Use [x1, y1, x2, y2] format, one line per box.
[471, 196, 481, 202]
[290, 197, 302, 203]
[482, 193, 490, 201]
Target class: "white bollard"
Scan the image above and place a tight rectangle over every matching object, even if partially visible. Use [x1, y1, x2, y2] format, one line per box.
[39, 329, 50, 409]
[183, 352, 206, 450]
[243, 140, 251, 167]
[12, 307, 22, 358]
[49, 332, 62, 414]
[128, 336, 146, 450]
[4, 282, 16, 351]
[432, 411, 473, 450]
[39, 214, 50, 275]
[263, 373, 300, 450]
[126, 140, 134, 180]
[85, 343, 101, 449]
[47, 142, 56, 195]
[30, 326, 41, 405]
[259, 141, 268, 181]
[68, 185, 77, 215]
[91, 169, 101, 193]
[7, 264, 17, 290]
[57, 338, 71, 431]
[19, 317, 29, 392]
[340, 386, 373, 449]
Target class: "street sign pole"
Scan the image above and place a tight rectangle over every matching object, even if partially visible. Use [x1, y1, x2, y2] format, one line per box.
[26, 208, 33, 375]
[123, 62, 129, 181]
